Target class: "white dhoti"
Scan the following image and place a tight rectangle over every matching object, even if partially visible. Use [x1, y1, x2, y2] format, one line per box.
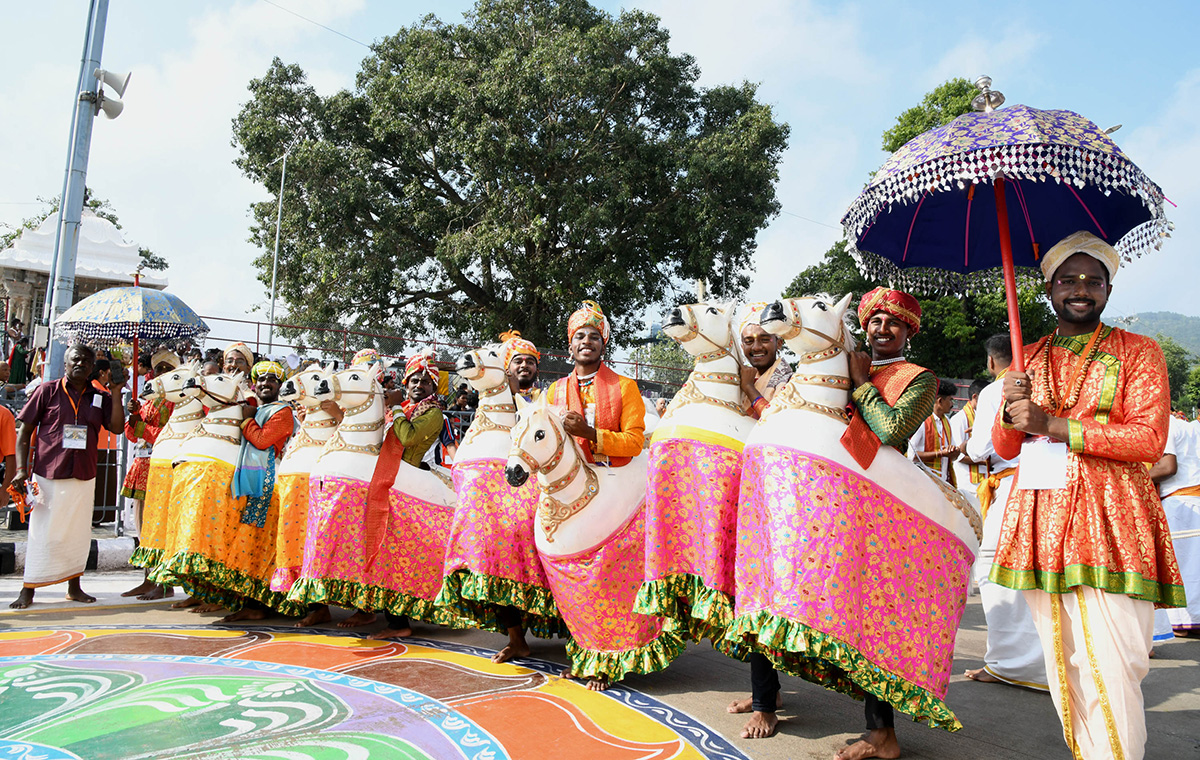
[1024, 586, 1154, 760]
[973, 476, 1048, 689]
[1153, 494, 1200, 634]
[22, 476, 95, 587]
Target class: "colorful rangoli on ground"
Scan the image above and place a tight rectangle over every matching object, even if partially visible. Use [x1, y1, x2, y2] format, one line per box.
[0, 625, 748, 760]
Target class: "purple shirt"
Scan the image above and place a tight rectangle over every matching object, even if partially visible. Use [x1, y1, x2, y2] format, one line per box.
[18, 379, 113, 481]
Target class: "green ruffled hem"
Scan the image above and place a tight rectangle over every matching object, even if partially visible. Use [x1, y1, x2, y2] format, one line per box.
[128, 546, 162, 570]
[435, 570, 570, 640]
[150, 552, 306, 617]
[989, 564, 1187, 607]
[634, 574, 736, 643]
[286, 576, 474, 629]
[120, 487, 146, 500]
[564, 628, 687, 682]
[725, 610, 963, 732]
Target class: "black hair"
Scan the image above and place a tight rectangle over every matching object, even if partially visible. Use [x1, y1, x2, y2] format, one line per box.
[138, 353, 152, 368]
[984, 334, 1013, 365]
[937, 379, 957, 397]
[969, 379, 989, 399]
[68, 343, 96, 360]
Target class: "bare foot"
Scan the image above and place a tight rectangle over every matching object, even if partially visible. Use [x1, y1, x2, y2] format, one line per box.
[121, 578, 157, 597]
[65, 579, 96, 604]
[171, 595, 201, 609]
[137, 585, 174, 601]
[366, 626, 412, 640]
[965, 667, 1002, 683]
[336, 610, 377, 629]
[294, 606, 333, 628]
[218, 607, 267, 623]
[9, 588, 34, 609]
[563, 670, 609, 691]
[189, 602, 224, 614]
[491, 640, 531, 664]
[741, 711, 779, 739]
[835, 728, 901, 760]
[728, 693, 783, 714]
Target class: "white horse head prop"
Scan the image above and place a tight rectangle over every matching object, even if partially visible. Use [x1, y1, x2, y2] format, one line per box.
[505, 394, 648, 556]
[173, 371, 249, 465]
[657, 301, 753, 438]
[662, 301, 741, 362]
[313, 363, 385, 482]
[454, 344, 516, 461]
[141, 360, 201, 404]
[758, 293, 855, 355]
[143, 360, 205, 462]
[279, 364, 338, 474]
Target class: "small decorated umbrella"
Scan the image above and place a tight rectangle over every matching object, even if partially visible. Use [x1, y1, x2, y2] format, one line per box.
[842, 77, 1172, 370]
[52, 277, 209, 391]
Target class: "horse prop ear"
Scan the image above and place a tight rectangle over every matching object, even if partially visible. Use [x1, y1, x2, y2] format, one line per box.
[834, 292, 853, 316]
[514, 394, 530, 412]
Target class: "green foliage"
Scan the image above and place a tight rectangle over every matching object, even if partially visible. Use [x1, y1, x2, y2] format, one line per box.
[1155, 333, 1196, 406]
[628, 337, 691, 387]
[1126, 312, 1200, 355]
[1179, 364, 1200, 414]
[880, 78, 976, 153]
[232, 0, 788, 348]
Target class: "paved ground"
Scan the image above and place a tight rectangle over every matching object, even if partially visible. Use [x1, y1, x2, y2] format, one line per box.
[1, 570, 1197, 759]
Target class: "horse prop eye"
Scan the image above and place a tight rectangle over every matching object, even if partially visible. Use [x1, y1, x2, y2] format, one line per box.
[816, 301, 828, 311]
[534, 430, 546, 442]
[706, 306, 718, 315]
[350, 374, 360, 381]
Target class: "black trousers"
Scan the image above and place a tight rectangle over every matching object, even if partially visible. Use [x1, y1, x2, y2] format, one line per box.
[384, 611, 411, 629]
[749, 652, 780, 713]
[864, 694, 894, 729]
[495, 605, 522, 631]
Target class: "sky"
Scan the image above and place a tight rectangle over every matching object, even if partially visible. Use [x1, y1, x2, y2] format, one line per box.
[1, 0, 1197, 350]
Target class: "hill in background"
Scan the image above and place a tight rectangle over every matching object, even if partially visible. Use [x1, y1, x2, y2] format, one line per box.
[1126, 312, 1200, 357]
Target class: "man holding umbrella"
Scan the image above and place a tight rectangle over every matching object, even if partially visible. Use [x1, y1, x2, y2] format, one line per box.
[995, 231, 1183, 760]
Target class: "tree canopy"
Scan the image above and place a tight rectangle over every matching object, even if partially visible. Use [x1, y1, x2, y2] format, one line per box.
[233, 0, 788, 348]
[783, 78, 1055, 380]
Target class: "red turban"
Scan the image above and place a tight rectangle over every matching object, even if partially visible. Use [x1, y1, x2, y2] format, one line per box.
[403, 348, 438, 384]
[858, 287, 922, 336]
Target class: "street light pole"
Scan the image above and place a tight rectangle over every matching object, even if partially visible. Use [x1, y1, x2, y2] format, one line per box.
[47, 0, 109, 380]
[266, 133, 298, 352]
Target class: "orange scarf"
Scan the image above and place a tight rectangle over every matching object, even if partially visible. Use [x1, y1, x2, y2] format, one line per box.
[841, 361, 930, 469]
[554, 364, 630, 467]
[923, 413, 957, 487]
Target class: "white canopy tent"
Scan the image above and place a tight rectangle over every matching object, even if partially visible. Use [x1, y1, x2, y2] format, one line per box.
[0, 208, 167, 331]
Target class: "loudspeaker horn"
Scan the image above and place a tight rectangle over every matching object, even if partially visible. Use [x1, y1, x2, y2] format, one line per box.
[98, 91, 124, 120]
[93, 68, 131, 97]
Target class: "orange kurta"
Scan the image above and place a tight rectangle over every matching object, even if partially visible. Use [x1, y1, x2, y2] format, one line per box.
[546, 368, 645, 463]
[990, 326, 1184, 607]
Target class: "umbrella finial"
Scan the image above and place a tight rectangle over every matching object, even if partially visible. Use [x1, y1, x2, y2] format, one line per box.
[971, 76, 1005, 112]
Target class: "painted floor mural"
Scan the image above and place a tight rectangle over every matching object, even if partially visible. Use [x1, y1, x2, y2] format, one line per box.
[0, 625, 749, 760]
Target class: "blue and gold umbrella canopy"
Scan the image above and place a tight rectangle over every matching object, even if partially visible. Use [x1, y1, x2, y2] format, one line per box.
[52, 286, 209, 348]
[842, 103, 1172, 294]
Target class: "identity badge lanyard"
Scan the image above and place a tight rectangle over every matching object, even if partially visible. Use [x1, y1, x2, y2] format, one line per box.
[1017, 325, 1103, 491]
[61, 379, 88, 451]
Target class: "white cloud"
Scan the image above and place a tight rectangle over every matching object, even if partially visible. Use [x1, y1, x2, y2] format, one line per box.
[1108, 68, 1200, 318]
[923, 26, 1046, 89]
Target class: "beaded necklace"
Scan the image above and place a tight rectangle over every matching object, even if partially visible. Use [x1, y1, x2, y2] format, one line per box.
[1041, 324, 1105, 414]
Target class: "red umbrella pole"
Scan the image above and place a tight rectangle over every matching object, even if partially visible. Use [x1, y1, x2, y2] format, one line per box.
[131, 273, 140, 398]
[993, 176, 1025, 373]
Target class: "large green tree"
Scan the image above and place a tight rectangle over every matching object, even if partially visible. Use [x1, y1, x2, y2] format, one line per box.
[783, 78, 1055, 379]
[1156, 333, 1196, 407]
[233, 0, 788, 348]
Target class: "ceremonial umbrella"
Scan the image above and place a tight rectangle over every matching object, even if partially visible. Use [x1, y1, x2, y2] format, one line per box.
[841, 78, 1172, 370]
[52, 277, 209, 392]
